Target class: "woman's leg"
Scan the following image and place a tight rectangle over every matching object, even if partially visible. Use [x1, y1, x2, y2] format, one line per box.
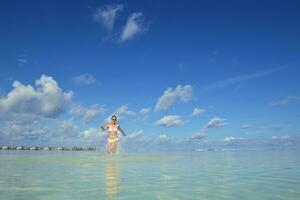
[107, 142, 114, 154]
[107, 142, 110, 153]
[111, 141, 118, 153]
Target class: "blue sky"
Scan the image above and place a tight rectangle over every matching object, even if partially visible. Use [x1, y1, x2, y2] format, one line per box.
[0, 0, 300, 150]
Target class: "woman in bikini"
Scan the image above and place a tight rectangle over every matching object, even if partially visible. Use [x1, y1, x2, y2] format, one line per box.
[101, 115, 126, 154]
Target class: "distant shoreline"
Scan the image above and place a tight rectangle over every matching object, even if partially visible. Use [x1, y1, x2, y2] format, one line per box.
[0, 146, 96, 151]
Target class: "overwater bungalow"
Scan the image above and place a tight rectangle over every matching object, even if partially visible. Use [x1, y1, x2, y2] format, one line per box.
[2, 146, 11, 150]
[72, 147, 84, 151]
[42, 147, 53, 150]
[57, 147, 65, 151]
[87, 147, 96, 151]
[30, 146, 39, 150]
[16, 146, 25, 150]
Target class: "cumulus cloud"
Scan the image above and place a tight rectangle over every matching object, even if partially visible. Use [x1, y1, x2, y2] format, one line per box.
[105, 104, 136, 122]
[105, 105, 151, 123]
[0, 116, 49, 140]
[116, 105, 135, 116]
[70, 103, 105, 123]
[126, 130, 143, 140]
[192, 108, 206, 116]
[206, 117, 226, 128]
[156, 115, 184, 127]
[269, 96, 300, 106]
[80, 128, 106, 142]
[188, 132, 206, 141]
[155, 84, 193, 112]
[113, 104, 135, 120]
[0, 75, 74, 144]
[53, 120, 79, 139]
[124, 131, 175, 146]
[156, 134, 171, 143]
[0, 117, 81, 144]
[123, 130, 155, 144]
[0, 74, 72, 118]
[135, 107, 151, 121]
[120, 12, 146, 42]
[72, 73, 96, 85]
[187, 117, 226, 142]
[93, 4, 123, 32]
[223, 136, 238, 142]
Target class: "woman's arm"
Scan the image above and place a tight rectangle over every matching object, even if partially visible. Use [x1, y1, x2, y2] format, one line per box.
[100, 124, 108, 131]
[118, 125, 126, 136]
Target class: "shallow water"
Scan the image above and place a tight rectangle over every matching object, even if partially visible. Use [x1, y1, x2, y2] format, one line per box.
[0, 150, 299, 200]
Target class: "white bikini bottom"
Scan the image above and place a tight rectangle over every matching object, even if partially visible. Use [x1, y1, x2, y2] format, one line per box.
[107, 138, 119, 143]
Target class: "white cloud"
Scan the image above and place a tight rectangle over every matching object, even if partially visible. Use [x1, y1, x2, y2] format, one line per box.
[80, 128, 106, 140]
[187, 117, 225, 141]
[269, 96, 300, 106]
[139, 107, 151, 116]
[156, 115, 184, 127]
[223, 136, 244, 142]
[0, 116, 81, 143]
[124, 132, 173, 145]
[223, 136, 235, 142]
[93, 4, 123, 32]
[0, 115, 49, 140]
[155, 84, 193, 112]
[156, 134, 171, 143]
[241, 124, 253, 129]
[72, 73, 96, 85]
[123, 130, 154, 144]
[0, 74, 72, 118]
[192, 108, 206, 116]
[120, 12, 145, 42]
[105, 105, 151, 123]
[188, 132, 206, 141]
[158, 134, 168, 140]
[206, 117, 226, 128]
[135, 107, 151, 121]
[126, 130, 143, 139]
[115, 104, 136, 118]
[105, 104, 136, 122]
[0, 75, 75, 144]
[54, 120, 79, 139]
[70, 103, 105, 123]
[271, 135, 291, 140]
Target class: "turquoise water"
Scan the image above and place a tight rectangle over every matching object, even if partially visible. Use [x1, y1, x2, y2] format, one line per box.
[0, 150, 299, 200]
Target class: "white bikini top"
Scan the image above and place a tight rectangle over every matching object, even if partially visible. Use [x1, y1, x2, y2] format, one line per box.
[108, 125, 118, 132]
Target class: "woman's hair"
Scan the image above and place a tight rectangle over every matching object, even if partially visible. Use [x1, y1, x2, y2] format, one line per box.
[111, 115, 117, 119]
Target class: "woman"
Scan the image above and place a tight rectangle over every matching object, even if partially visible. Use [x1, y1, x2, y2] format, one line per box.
[101, 115, 126, 154]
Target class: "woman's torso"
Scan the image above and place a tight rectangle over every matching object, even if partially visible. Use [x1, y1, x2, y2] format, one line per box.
[107, 124, 119, 139]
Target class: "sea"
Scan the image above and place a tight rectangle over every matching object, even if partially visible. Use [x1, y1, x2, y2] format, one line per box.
[0, 149, 299, 200]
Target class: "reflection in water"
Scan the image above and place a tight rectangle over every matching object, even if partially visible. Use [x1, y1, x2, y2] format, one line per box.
[105, 159, 119, 199]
